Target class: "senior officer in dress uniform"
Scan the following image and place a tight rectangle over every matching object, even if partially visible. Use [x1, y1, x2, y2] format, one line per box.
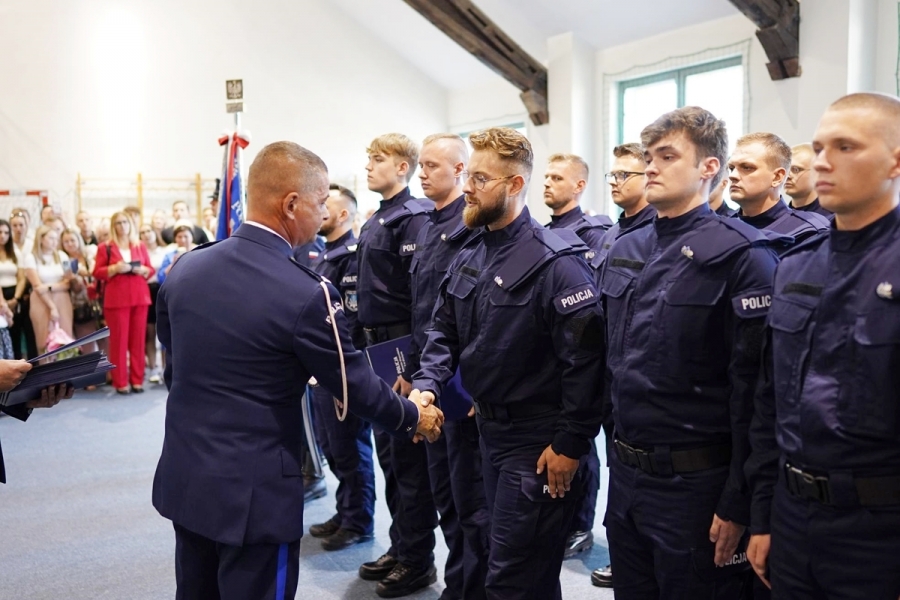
[745, 93, 900, 598]
[305, 184, 378, 552]
[395, 133, 487, 600]
[599, 106, 779, 599]
[356, 133, 438, 596]
[588, 142, 657, 590]
[411, 127, 605, 600]
[728, 132, 830, 254]
[542, 152, 610, 561]
[152, 141, 444, 600]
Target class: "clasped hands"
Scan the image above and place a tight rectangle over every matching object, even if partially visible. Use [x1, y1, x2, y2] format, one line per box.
[392, 376, 443, 443]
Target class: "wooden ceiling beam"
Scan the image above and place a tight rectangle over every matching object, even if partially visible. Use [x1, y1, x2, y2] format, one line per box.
[402, 0, 549, 125]
[729, 0, 801, 80]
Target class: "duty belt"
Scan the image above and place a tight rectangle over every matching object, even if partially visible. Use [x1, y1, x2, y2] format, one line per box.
[363, 322, 412, 346]
[784, 463, 900, 507]
[472, 400, 560, 422]
[613, 438, 731, 475]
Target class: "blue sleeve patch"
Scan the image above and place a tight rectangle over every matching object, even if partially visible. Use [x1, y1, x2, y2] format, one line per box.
[554, 284, 598, 315]
[731, 288, 773, 319]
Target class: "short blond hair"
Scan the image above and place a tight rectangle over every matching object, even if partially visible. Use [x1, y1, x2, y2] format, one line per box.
[422, 133, 468, 163]
[791, 142, 814, 161]
[367, 133, 420, 181]
[736, 132, 792, 171]
[31, 225, 61, 265]
[548, 153, 589, 181]
[468, 127, 533, 177]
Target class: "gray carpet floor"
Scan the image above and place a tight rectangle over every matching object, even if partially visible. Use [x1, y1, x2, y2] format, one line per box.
[0, 385, 614, 599]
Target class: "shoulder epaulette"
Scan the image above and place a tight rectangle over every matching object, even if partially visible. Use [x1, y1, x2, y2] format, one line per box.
[790, 209, 830, 233]
[582, 214, 614, 230]
[683, 217, 768, 266]
[192, 240, 222, 252]
[538, 226, 583, 253]
[493, 229, 563, 292]
[322, 244, 355, 262]
[779, 230, 829, 260]
[447, 219, 472, 242]
[289, 256, 326, 282]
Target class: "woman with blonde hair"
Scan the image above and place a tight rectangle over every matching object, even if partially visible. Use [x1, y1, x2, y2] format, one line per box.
[93, 211, 154, 394]
[61, 228, 100, 351]
[23, 224, 74, 355]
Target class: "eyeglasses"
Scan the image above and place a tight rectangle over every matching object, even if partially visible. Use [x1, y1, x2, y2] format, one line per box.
[789, 166, 808, 176]
[605, 171, 645, 184]
[461, 171, 514, 191]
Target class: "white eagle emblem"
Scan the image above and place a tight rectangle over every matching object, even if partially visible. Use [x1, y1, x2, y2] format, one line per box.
[877, 282, 893, 300]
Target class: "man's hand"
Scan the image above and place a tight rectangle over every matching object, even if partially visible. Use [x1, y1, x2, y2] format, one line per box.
[0, 360, 31, 392]
[747, 534, 771, 589]
[392, 375, 412, 398]
[26, 384, 74, 409]
[536, 445, 579, 499]
[409, 389, 443, 443]
[709, 514, 746, 567]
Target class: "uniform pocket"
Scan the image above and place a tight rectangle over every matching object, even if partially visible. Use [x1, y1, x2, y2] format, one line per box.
[485, 286, 535, 351]
[769, 298, 816, 408]
[655, 278, 727, 379]
[848, 308, 900, 437]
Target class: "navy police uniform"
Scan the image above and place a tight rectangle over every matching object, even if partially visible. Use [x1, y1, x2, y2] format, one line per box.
[746, 207, 900, 598]
[600, 203, 778, 598]
[309, 230, 376, 538]
[356, 187, 433, 566]
[738, 199, 830, 256]
[715, 201, 740, 218]
[546, 205, 612, 547]
[404, 195, 487, 599]
[788, 197, 832, 218]
[153, 223, 422, 600]
[413, 206, 604, 600]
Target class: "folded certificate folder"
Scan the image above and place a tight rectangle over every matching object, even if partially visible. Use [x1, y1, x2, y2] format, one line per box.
[364, 335, 473, 421]
[0, 328, 115, 407]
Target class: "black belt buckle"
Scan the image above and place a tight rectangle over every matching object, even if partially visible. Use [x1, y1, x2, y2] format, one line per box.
[615, 439, 656, 474]
[786, 463, 832, 504]
[473, 400, 494, 419]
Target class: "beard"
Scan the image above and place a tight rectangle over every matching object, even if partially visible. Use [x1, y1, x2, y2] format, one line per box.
[543, 193, 570, 211]
[317, 219, 334, 237]
[463, 190, 509, 229]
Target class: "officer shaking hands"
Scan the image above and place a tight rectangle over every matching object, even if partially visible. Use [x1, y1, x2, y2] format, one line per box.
[152, 141, 444, 600]
[746, 93, 900, 598]
[411, 127, 604, 600]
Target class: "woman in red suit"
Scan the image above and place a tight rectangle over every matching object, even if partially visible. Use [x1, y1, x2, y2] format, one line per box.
[93, 211, 154, 394]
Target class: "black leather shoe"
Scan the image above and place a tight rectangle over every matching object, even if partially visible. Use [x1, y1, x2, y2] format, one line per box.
[591, 564, 613, 588]
[303, 477, 326, 502]
[321, 528, 373, 551]
[359, 553, 398, 581]
[308, 517, 340, 538]
[563, 530, 594, 559]
[375, 563, 437, 598]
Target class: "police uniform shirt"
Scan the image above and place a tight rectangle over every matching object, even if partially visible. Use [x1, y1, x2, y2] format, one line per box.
[600, 203, 778, 523]
[738, 198, 830, 255]
[412, 206, 604, 459]
[591, 204, 657, 285]
[747, 207, 900, 534]
[404, 195, 480, 380]
[310, 230, 363, 350]
[789, 197, 833, 218]
[356, 187, 432, 328]
[546, 206, 612, 263]
[715, 201, 739, 218]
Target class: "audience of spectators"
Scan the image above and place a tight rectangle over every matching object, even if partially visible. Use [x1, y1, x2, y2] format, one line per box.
[156, 223, 196, 286]
[0, 219, 26, 360]
[23, 225, 74, 356]
[141, 224, 167, 384]
[61, 228, 100, 353]
[161, 201, 209, 245]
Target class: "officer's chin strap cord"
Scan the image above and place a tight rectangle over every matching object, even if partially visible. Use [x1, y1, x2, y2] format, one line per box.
[320, 280, 349, 422]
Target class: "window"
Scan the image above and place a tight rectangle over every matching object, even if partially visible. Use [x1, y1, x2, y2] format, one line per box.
[617, 57, 744, 149]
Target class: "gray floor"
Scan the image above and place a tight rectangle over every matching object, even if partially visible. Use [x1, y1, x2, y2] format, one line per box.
[0, 385, 614, 599]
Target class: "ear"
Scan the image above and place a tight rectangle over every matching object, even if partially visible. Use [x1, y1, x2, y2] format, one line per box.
[699, 156, 720, 182]
[574, 178, 587, 195]
[282, 193, 298, 220]
[338, 207, 349, 225]
[889, 145, 900, 180]
[772, 167, 787, 188]
[396, 159, 410, 179]
[453, 162, 465, 178]
[508, 173, 527, 198]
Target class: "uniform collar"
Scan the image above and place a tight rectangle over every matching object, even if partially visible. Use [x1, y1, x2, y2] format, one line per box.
[324, 229, 355, 251]
[739, 198, 788, 229]
[549, 205, 583, 228]
[618, 204, 655, 230]
[482, 205, 532, 247]
[830, 205, 900, 253]
[790, 197, 820, 212]
[431, 195, 466, 225]
[235, 221, 293, 257]
[379, 187, 413, 210]
[654, 203, 712, 237]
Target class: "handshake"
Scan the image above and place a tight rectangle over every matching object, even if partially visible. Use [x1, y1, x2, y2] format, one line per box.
[407, 389, 444, 443]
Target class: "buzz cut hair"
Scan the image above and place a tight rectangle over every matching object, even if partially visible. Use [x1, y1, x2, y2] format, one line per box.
[612, 143, 644, 162]
[736, 132, 792, 171]
[548, 153, 589, 181]
[791, 142, 814, 159]
[468, 127, 533, 178]
[367, 133, 420, 182]
[422, 133, 469, 163]
[329, 183, 358, 214]
[641, 106, 729, 187]
[829, 92, 900, 146]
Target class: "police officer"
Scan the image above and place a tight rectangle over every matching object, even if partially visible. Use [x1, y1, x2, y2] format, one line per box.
[394, 133, 487, 600]
[746, 93, 900, 598]
[305, 184, 377, 552]
[728, 132, 829, 253]
[709, 175, 738, 217]
[411, 127, 604, 600]
[589, 142, 656, 589]
[152, 141, 444, 600]
[785, 142, 832, 217]
[599, 107, 778, 598]
[541, 152, 609, 561]
[356, 133, 437, 595]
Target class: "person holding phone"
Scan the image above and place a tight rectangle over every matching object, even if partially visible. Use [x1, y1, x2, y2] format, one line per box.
[93, 211, 154, 395]
[22, 225, 75, 357]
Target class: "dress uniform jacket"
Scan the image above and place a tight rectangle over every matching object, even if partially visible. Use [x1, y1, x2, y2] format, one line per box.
[546, 206, 612, 264]
[739, 199, 830, 256]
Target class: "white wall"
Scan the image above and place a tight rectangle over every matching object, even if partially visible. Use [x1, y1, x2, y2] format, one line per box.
[0, 0, 449, 219]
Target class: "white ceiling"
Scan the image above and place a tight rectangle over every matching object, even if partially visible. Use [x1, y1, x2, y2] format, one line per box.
[328, 0, 740, 90]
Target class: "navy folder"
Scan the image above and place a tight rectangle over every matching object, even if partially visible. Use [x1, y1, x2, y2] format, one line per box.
[364, 335, 473, 421]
